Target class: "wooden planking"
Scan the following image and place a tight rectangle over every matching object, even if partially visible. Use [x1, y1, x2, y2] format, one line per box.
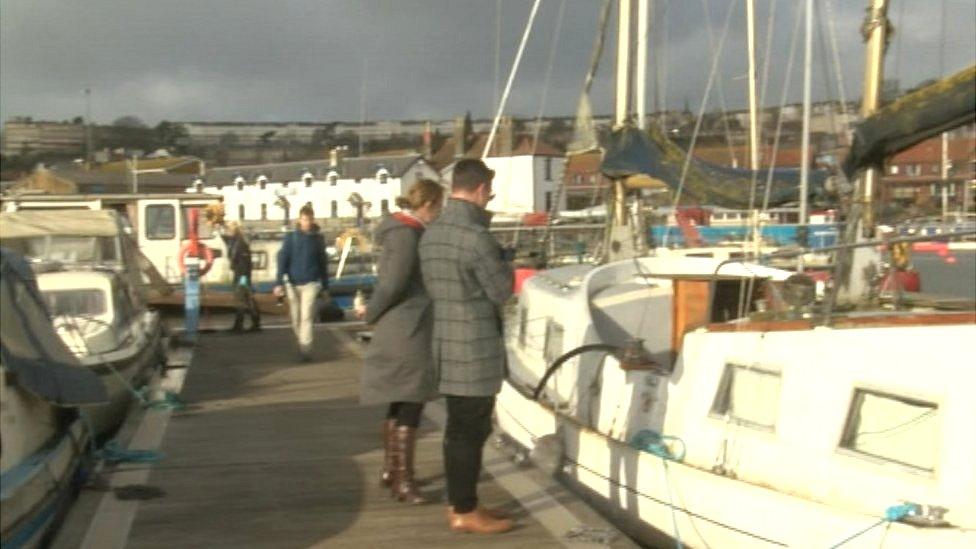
[115, 325, 590, 548]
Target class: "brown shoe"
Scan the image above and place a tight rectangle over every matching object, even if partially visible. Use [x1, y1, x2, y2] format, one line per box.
[448, 507, 513, 534]
[392, 426, 427, 504]
[380, 419, 397, 487]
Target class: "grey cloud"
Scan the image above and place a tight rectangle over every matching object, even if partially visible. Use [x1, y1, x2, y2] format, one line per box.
[1, 0, 973, 125]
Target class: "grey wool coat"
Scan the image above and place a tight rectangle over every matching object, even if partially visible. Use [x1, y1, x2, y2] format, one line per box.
[360, 214, 438, 405]
[418, 198, 514, 397]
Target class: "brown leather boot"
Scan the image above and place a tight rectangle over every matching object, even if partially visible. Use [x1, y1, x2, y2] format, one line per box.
[447, 507, 514, 534]
[380, 419, 397, 487]
[392, 425, 427, 504]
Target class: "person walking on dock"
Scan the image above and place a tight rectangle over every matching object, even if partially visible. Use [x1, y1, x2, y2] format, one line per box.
[222, 222, 261, 332]
[358, 179, 445, 505]
[273, 204, 329, 361]
[419, 159, 514, 534]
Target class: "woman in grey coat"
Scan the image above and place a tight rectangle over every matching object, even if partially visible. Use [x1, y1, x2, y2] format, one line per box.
[358, 179, 444, 504]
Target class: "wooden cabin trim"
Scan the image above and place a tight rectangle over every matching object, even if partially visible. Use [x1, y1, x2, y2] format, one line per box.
[705, 312, 976, 333]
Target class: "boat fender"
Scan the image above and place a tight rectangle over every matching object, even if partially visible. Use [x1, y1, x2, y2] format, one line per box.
[529, 434, 565, 476]
[177, 241, 214, 277]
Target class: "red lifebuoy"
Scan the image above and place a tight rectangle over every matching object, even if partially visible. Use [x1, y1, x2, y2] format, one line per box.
[178, 241, 214, 277]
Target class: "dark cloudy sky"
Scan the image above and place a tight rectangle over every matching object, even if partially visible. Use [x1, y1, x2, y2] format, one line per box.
[1, 0, 973, 125]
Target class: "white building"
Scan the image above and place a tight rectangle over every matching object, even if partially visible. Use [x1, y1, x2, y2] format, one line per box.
[190, 152, 441, 222]
[436, 128, 567, 215]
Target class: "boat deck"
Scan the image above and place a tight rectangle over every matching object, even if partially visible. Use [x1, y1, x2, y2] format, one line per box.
[52, 321, 635, 548]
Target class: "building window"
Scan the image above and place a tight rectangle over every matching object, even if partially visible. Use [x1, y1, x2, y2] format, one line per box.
[711, 363, 782, 430]
[907, 164, 922, 176]
[328, 172, 339, 186]
[260, 204, 267, 220]
[889, 165, 899, 175]
[145, 205, 176, 240]
[378, 170, 388, 184]
[238, 204, 245, 220]
[235, 178, 244, 191]
[257, 176, 267, 190]
[331, 200, 338, 218]
[381, 199, 389, 214]
[544, 191, 553, 212]
[840, 389, 938, 472]
[544, 158, 552, 181]
[304, 175, 313, 187]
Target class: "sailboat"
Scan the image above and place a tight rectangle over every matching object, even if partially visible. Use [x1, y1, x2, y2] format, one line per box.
[493, 1, 976, 546]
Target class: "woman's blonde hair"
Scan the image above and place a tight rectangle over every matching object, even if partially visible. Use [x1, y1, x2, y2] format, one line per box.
[394, 179, 444, 211]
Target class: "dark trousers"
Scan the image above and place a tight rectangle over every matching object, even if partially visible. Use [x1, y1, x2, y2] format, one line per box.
[233, 285, 260, 329]
[386, 401, 424, 428]
[443, 395, 495, 514]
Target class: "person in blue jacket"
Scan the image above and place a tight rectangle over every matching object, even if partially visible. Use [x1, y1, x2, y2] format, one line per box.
[273, 204, 329, 361]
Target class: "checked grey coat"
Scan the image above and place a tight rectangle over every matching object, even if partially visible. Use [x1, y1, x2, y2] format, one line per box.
[360, 214, 438, 405]
[419, 198, 514, 397]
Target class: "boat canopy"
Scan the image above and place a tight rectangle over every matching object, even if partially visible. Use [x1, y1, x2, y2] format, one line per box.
[601, 126, 829, 209]
[0, 248, 108, 406]
[843, 65, 976, 177]
[0, 209, 122, 238]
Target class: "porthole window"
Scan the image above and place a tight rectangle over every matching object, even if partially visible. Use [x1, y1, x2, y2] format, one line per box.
[543, 320, 564, 364]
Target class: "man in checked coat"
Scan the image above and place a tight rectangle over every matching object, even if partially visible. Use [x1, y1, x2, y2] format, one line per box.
[418, 158, 514, 534]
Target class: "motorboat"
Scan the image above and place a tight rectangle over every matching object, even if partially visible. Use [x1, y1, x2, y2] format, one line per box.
[0, 248, 108, 548]
[0, 209, 166, 437]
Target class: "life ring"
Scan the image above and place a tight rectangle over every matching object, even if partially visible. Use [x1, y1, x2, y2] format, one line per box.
[177, 241, 214, 277]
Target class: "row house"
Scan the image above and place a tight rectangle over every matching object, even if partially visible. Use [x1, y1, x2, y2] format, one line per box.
[880, 134, 976, 209]
[192, 152, 440, 222]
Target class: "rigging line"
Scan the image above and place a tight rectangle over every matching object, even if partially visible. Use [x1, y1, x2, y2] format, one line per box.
[747, 0, 781, 213]
[822, 0, 849, 119]
[761, 3, 805, 212]
[581, 0, 614, 96]
[663, 0, 735, 249]
[815, 0, 842, 138]
[494, 0, 502, 114]
[483, 0, 543, 160]
[531, 0, 567, 156]
[699, 0, 739, 168]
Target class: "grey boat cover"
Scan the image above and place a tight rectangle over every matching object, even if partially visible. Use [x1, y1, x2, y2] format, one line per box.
[843, 65, 976, 177]
[0, 247, 108, 406]
[0, 209, 121, 238]
[601, 125, 828, 208]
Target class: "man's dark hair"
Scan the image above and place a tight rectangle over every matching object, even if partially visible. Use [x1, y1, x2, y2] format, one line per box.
[299, 204, 315, 218]
[452, 159, 494, 192]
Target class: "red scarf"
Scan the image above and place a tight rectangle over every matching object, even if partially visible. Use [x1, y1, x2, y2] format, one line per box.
[392, 211, 425, 230]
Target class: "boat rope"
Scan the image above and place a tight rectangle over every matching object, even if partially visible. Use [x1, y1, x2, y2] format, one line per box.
[531, 0, 567, 156]
[664, 0, 734, 248]
[823, 0, 850, 116]
[698, 0, 739, 168]
[96, 440, 165, 465]
[761, 3, 805, 212]
[483, 0, 542, 159]
[531, 344, 619, 401]
[828, 504, 915, 548]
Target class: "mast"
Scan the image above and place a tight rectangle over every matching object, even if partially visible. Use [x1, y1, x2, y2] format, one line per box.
[636, 0, 649, 130]
[746, 0, 760, 171]
[857, 0, 888, 235]
[799, 0, 813, 226]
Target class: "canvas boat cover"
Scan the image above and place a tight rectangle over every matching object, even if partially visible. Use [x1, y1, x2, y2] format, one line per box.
[601, 125, 828, 208]
[0, 209, 121, 238]
[0, 247, 108, 406]
[843, 65, 976, 177]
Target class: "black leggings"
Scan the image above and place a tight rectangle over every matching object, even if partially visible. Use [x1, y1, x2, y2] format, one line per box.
[386, 401, 424, 428]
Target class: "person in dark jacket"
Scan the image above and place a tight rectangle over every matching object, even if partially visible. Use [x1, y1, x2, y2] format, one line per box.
[419, 159, 514, 534]
[358, 179, 444, 504]
[273, 204, 329, 361]
[222, 222, 260, 332]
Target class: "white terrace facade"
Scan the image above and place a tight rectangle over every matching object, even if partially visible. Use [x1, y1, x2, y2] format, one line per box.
[189, 154, 441, 222]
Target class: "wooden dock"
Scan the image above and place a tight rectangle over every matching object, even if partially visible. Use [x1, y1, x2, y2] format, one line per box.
[52, 321, 637, 548]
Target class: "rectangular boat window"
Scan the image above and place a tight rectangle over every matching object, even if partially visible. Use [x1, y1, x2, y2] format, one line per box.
[146, 205, 176, 240]
[711, 363, 781, 430]
[543, 320, 564, 364]
[44, 289, 107, 317]
[840, 389, 938, 472]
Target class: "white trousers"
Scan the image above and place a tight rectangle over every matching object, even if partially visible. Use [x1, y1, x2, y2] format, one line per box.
[285, 282, 321, 354]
